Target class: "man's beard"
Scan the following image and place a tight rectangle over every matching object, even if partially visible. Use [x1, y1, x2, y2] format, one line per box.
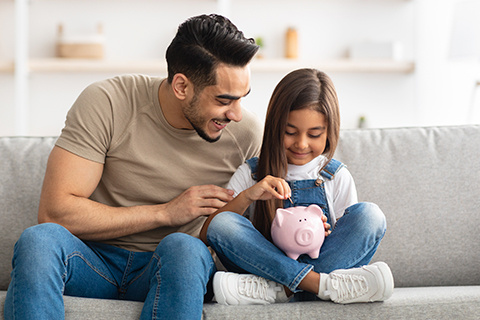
[191, 122, 221, 143]
[184, 94, 221, 143]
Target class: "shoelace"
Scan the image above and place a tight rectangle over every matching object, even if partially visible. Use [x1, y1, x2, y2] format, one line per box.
[329, 273, 369, 303]
[238, 276, 276, 303]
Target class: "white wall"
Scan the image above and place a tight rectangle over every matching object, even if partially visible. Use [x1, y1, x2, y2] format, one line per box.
[229, 0, 417, 129]
[0, 0, 478, 136]
[415, 0, 480, 127]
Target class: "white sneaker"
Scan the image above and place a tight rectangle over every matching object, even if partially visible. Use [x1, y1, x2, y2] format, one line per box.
[213, 271, 289, 305]
[319, 262, 394, 304]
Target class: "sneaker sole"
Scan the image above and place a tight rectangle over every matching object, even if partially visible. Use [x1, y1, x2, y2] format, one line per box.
[372, 262, 394, 301]
[213, 271, 230, 305]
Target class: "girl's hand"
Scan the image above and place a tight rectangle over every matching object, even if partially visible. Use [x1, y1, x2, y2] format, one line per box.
[243, 175, 291, 202]
[321, 214, 332, 237]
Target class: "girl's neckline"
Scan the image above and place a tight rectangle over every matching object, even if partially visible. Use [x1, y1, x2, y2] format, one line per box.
[286, 155, 326, 178]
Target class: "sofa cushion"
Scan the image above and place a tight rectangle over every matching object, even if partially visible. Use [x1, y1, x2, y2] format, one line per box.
[3, 287, 478, 319]
[0, 137, 56, 290]
[335, 125, 480, 287]
[202, 286, 480, 319]
[1, 125, 479, 293]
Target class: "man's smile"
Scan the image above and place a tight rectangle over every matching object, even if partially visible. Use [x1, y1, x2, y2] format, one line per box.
[212, 119, 229, 130]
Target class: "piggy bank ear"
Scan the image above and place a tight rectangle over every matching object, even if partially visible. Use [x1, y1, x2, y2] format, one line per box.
[307, 204, 324, 218]
[274, 208, 289, 227]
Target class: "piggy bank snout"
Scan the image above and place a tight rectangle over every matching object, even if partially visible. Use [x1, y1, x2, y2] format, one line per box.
[294, 228, 315, 246]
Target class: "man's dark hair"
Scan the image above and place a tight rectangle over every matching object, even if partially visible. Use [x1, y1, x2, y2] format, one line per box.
[166, 14, 259, 90]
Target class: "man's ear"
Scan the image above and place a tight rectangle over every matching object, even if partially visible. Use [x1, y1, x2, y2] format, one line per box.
[171, 74, 191, 101]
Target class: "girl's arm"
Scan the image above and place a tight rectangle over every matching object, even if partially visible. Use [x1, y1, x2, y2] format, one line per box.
[199, 175, 291, 244]
[332, 168, 358, 220]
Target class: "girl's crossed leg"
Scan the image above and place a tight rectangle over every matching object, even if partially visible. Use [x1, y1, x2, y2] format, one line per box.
[206, 202, 393, 305]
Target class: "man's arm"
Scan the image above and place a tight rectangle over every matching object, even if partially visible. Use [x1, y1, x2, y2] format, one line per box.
[38, 146, 234, 241]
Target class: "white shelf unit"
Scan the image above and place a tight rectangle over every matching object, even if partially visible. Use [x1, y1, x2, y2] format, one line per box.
[6, 0, 416, 135]
[1, 57, 415, 74]
[23, 58, 414, 74]
[251, 58, 414, 74]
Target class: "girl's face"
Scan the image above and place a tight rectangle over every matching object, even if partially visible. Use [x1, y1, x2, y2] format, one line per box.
[284, 108, 328, 165]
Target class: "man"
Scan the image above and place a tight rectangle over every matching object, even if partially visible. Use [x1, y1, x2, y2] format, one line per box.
[4, 14, 261, 319]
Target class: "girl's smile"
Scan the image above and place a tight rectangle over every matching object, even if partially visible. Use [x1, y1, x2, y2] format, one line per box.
[284, 108, 328, 166]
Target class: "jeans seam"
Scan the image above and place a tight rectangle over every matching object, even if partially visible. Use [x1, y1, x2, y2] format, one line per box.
[152, 254, 161, 320]
[65, 252, 117, 287]
[118, 252, 135, 298]
[289, 264, 314, 292]
[10, 267, 16, 320]
[127, 251, 159, 289]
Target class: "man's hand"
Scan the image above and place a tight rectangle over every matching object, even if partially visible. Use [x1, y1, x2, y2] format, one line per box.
[161, 185, 234, 227]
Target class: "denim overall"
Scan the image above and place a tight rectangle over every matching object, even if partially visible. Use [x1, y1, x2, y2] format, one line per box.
[246, 157, 345, 226]
[202, 157, 386, 299]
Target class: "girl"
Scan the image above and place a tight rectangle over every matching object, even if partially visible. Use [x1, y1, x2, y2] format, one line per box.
[200, 68, 393, 305]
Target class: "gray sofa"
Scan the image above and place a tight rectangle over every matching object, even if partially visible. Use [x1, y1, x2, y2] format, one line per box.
[1, 125, 479, 319]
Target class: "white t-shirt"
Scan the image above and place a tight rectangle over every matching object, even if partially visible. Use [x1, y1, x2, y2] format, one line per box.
[226, 155, 358, 227]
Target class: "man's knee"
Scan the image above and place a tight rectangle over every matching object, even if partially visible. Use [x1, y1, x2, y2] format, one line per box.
[15, 223, 71, 254]
[11, 223, 73, 282]
[155, 233, 215, 280]
[156, 233, 213, 265]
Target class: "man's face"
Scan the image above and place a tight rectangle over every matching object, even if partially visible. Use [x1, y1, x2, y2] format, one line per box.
[183, 64, 251, 142]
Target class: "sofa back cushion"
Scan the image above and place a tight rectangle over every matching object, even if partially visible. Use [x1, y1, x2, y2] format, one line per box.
[335, 125, 480, 287]
[1, 126, 479, 290]
[0, 137, 56, 290]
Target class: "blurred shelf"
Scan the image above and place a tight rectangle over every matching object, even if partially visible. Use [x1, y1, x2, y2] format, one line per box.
[251, 58, 415, 73]
[29, 58, 167, 73]
[25, 58, 415, 74]
[4, 0, 416, 136]
[0, 60, 14, 73]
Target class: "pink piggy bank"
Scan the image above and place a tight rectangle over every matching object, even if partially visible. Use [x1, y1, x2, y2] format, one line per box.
[271, 204, 325, 260]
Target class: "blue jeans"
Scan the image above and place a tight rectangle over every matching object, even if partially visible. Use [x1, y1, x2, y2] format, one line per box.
[4, 223, 215, 320]
[207, 202, 386, 299]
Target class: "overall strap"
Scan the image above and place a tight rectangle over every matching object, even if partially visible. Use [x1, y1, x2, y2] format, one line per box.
[319, 158, 345, 181]
[246, 157, 259, 181]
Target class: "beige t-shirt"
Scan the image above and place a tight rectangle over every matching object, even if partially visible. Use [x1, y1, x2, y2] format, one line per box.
[56, 74, 262, 252]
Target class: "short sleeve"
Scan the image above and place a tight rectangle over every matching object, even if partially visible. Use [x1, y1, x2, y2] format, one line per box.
[55, 81, 114, 164]
[332, 167, 358, 219]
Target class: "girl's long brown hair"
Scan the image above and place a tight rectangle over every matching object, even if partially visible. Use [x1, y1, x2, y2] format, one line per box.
[253, 68, 340, 240]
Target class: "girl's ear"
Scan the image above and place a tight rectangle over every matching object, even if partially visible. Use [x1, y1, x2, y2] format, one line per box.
[171, 74, 191, 101]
